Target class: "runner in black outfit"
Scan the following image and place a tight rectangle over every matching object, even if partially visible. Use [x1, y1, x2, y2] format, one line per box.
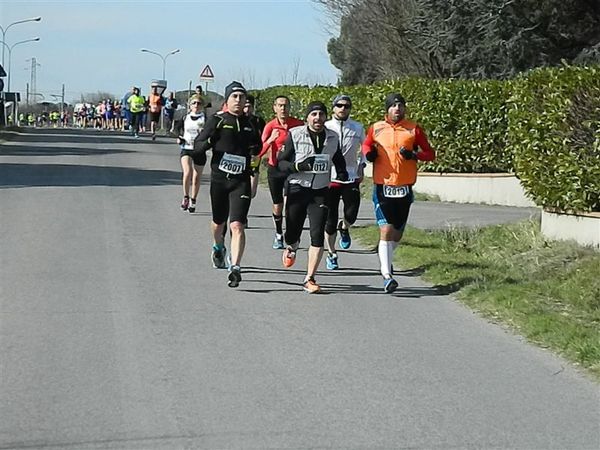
[193, 81, 261, 288]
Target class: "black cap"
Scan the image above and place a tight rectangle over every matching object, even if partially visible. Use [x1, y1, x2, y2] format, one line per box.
[305, 101, 327, 118]
[385, 93, 406, 110]
[224, 81, 247, 100]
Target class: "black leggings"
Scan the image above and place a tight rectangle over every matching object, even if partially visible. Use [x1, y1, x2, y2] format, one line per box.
[284, 185, 329, 248]
[210, 172, 252, 225]
[325, 182, 361, 235]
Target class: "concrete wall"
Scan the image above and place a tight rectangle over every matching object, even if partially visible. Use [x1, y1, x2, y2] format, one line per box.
[541, 210, 600, 249]
[410, 173, 537, 207]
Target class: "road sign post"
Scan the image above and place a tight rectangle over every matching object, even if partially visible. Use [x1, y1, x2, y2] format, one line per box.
[199, 64, 214, 99]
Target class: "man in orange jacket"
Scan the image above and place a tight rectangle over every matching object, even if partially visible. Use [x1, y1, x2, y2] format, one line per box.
[362, 93, 436, 293]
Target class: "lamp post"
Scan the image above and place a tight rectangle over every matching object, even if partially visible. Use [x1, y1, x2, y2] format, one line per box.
[140, 48, 180, 80]
[0, 16, 42, 68]
[2, 37, 40, 92]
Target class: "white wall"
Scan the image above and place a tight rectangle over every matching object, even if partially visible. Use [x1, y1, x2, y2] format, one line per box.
[541, 210, 600, 249]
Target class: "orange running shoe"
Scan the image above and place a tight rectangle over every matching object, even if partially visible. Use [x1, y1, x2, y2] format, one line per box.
[303, 277, 321, 294]
[282, 247, 296, 268]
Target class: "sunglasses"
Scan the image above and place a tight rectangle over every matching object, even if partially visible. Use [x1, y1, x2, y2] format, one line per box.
[191, 101, 202, 105]
[334, 103, 351, 109]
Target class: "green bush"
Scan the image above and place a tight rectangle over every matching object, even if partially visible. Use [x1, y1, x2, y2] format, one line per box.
[508, 66, 600, 212]
[253, 79, 512, 173]
[253, 65, 600, 212]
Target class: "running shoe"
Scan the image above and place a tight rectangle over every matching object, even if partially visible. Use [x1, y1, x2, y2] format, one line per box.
[383, 277, 398, 294]
[326, 253, 339, 270]
[338, 220, 351, 249]
[188, 199, 196, 213]
[181, 197, 189, 211]
[211, 245, 227, 269]
[151, 133, 156, 141]
[282, 247, 296, 268]
[303, 277, 321, 294]
[228, 265, 242, 288]
[272, 234, 285, 250]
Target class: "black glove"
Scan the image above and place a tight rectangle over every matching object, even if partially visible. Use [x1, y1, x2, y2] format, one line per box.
[295, 156, 316, 172]
[336, 170, 349, 182]
[400, 147, 417, 160]
[365, 146, 378, 162]
[177, 136, 185, 145]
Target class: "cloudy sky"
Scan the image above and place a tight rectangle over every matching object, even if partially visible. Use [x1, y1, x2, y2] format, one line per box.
[0, 0, 339, 102]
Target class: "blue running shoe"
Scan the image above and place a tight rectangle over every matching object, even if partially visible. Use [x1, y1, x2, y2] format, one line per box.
[383, 277, 398, 293]
[338, 220, 351, 250]
[326, 253, 339, 270]
[272, 234, 285, 250]
[211, 245, 227, 269]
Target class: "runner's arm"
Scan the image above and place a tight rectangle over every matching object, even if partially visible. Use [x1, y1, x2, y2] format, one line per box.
[414, 126, 435, 161]
[332, 143, 349, 181]
[276, 134, 297, 174]
[193, 114, 219, 153]
[258, 122, 274, 158]
[361, 126, 378, 162]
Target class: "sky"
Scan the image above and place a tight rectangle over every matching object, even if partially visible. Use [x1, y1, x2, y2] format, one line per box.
[0, 0, 340, 103]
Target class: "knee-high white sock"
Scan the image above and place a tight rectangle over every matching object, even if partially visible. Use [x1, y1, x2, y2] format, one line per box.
[378, 240, 394, 278]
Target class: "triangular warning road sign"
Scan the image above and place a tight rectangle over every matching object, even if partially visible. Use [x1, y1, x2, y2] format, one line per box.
[199, 65, 214, 79]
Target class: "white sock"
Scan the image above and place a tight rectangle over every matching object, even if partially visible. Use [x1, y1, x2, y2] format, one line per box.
[378, 240, 394, 278]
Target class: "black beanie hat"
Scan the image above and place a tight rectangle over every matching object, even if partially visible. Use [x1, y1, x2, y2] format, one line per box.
[224, 81, 246, 100]
[385, 93, 406, 110]
[245, 94, 255, 106]
[305, 101, 327, 118]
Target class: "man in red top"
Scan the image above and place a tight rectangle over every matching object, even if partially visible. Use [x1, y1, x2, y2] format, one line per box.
[259, 95, 304, 249]
[362, 93, 435, 293]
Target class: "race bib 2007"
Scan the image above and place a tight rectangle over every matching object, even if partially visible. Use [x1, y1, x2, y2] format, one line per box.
[218, 153, 246, 175]
[383, 185, 410, 198]
[310, 154, 330, 174]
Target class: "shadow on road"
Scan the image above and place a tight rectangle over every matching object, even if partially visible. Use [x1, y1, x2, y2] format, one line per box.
[6, 127, 173, 145]
[0, 163, 180, 188]
[0, 144, 135, 157]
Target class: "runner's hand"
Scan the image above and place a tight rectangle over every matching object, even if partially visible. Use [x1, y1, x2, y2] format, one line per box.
[336, 171, 349, 182]
[269, 129, 280, 143]
[365, 145, 378, 162]
[400, 147, 417, 160]
[295, 156, 315, 172]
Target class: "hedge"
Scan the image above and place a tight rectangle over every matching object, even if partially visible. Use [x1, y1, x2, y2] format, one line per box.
[252, 65, 600, 212]
[508, 66, 600, 213]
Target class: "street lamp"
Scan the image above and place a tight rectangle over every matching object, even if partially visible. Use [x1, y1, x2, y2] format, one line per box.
[0, 16, 42, 68]
[2, 37, 40, 92]
[140, 48, 180, 80]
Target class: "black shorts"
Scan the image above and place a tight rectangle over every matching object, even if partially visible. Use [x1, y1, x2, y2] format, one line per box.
[267, 165, 288, 204]
[325, 182, 361, 235]
[149, 111, 161, 122]
[285, 184, 329, 248]
[372, 184, 413, 231]
[210, 171, 252, 225]
[180, 148, 206, 166]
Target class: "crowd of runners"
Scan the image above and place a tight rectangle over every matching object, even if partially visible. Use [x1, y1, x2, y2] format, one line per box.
[173, 81, 435, 295]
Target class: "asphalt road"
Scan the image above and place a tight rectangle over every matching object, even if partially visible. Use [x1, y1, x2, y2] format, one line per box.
[1, 128, 598, 450]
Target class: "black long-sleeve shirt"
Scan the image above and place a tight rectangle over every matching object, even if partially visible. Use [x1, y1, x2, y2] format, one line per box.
[193, 111, 261, 176]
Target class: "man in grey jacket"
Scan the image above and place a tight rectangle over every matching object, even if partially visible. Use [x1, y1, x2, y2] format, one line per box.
[277, 101, 348, 294]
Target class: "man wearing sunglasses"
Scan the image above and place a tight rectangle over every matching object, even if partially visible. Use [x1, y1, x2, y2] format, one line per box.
[324, 94, 366, 270]
[362, 93, 435, 293]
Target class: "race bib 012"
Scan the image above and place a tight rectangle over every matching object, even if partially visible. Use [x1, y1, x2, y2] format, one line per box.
[311, 154, 330, 174]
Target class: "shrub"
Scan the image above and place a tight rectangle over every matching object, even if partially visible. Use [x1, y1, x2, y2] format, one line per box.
[508, 65, 600, 212]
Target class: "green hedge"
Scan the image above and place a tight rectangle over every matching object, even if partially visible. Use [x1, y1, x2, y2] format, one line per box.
[253, 65, 600, 212]
[253, 78, 512, 173]
[508, 66, 600, 212]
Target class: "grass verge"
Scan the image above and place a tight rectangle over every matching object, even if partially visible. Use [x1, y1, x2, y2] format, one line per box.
[353, 219, 600, 380]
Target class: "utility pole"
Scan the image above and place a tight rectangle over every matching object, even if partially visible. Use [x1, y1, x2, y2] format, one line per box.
[61, 83, 65, 125]
[26, 82, 29, 106]
[29, 57, 37, 105]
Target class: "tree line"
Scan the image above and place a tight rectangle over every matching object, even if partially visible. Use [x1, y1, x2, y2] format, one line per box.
[314, 0, 600, 84]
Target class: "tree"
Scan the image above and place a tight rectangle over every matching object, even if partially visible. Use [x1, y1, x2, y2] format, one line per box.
[315, 0, 600, 82]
